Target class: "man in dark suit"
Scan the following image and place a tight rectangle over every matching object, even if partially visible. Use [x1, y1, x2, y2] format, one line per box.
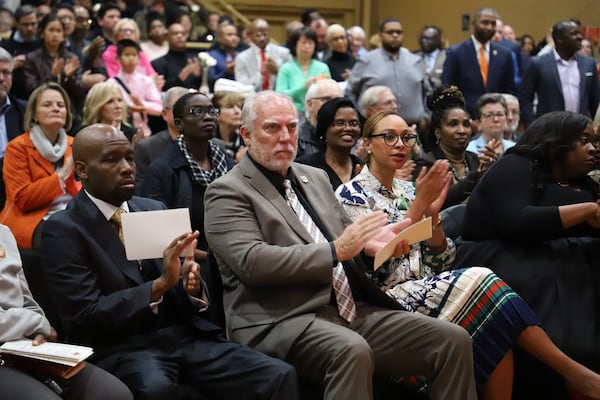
[204, 91, 477, 400]
[41, 124, 298, 400]
[442, 8, 515, 117]
[0, 47, 25, 156]
[519, 20, 600, 126]
[134, 86, 189, 193]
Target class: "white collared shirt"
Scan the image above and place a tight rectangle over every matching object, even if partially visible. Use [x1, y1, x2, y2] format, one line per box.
[553, 48, 580, 113]
[471, 36, 490, 66]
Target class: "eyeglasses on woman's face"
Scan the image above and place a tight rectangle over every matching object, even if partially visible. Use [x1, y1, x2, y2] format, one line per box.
[331, 118, 360, 128]
[186, 106, 219, 118]
[369, 132, 417, 147]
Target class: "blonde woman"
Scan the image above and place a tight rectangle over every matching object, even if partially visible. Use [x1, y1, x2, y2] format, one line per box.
[82, 81, 141, 142]
[101, 18, 163, 90]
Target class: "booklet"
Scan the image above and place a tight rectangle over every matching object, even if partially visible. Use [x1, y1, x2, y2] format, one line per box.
[0, 339, 94, 379]
[373, 217, 433, 270]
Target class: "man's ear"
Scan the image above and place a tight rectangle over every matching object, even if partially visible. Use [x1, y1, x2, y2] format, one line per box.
[240, 125, 251, 145]
[74, 161, 87, 181]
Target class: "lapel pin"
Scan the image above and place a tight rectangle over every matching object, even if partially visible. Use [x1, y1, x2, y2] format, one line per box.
[492, 49, 497, 56]
[300, 175, 309, 183]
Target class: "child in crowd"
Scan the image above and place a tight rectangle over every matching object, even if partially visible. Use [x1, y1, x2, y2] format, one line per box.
[109, 39, 162, 137]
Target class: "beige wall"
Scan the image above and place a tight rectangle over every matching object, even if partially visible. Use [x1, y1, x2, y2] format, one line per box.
[222, 0, 600, 49]
[374, 0, 600, 49]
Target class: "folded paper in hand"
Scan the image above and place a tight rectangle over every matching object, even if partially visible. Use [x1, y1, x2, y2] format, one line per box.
[0, 339, 94, 379]
[373, 217, 432, 270]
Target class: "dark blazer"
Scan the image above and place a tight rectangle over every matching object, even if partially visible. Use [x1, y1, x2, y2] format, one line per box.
[142, 142, 235, 251]
[204, 157, 402, 360]
[41, 192, 223, 359]
[134, 129, 173, 193]
[152, 49, 203, 90]
[518, 52, 600, 126]
[5, 94, 26, 143]
[442, 39, 515, 116]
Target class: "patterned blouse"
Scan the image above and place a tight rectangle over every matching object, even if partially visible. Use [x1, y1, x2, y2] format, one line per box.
[335, 166, 456, 291]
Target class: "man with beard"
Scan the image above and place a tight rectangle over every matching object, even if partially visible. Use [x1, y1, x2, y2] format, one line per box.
[346, 17, 429, 130]
[519, 20, 600, 127]
[41, 124, 299, 400]
[442, 8, 515, 117]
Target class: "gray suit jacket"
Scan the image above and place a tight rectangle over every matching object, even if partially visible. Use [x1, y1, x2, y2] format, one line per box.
[234, 44, 292, 92]
[415, 49, 446, 89]
[204, 156, 401, 359]
[0, 224, 51, 342]
[518, 52, 600, 126]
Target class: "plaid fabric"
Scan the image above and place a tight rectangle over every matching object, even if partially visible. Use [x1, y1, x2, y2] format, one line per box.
[177, 136, 229, 186]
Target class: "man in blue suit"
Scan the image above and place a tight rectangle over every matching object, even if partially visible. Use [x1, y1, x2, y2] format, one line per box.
[518, 20, 600, 126]
[442, 8, 515, 117]
[41, 124, 298, 400]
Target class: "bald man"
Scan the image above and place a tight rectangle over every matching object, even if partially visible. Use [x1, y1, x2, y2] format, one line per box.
[41, 124, 299, 400]
[235, 19, 292, 92]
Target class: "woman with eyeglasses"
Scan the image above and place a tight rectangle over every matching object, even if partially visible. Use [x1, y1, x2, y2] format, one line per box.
[415, 85, 497, 209]
[296, 97, 362, 190]
[335, 110, 600, 399]
[142, 92, 234, 265]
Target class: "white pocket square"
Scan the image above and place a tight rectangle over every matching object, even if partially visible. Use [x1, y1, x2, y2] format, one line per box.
[586, 72, 594, 77]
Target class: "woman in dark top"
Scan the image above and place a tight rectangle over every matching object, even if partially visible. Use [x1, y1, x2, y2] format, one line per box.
[142, 92, 235, 264]
[460, 111, 600, 398]
[296, 97, 362, 190]
[415, 85, 498, 209]
[463, 111, 600, 240]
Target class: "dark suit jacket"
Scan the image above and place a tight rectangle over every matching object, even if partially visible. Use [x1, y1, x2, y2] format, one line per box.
[518, 52, 600, 126]
[204, 157, 402, 360]
[41, 192, 222, 359]
[134, 129, 173, 194]
[5, 94, 25, 143]
[442, 39, 515, 116]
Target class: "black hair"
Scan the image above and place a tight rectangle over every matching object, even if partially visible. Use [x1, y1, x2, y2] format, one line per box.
[172, 91, 210, 120]
[425, 85, 469, 151]
[39, 13, 63, 36]
[508, 111, 591, 169]
[288, 27, 317, 58]
[300, 8, 319, 26]
[53, 3, 74, 14]
[379, 17, 400, 33]
[116, 38, 140, 56]
[97, 3, 120, 20]
[315, 97, 358, 144]
[145, 11, 165, 35]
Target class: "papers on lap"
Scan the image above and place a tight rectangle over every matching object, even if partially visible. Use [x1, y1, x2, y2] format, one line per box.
[0, 339, 93, 366]
[374, 217, 433, 270]
[0, 339, 94, 379]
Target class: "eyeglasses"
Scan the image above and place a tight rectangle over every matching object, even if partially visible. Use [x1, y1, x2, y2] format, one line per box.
[370, 132, 418, 147]
[332, 119, 360, 128]
[481, 112, 506, 120]
[186, 106, 219, 118]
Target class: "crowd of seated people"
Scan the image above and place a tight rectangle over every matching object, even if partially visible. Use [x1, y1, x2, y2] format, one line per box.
[1, 1, 600, 399]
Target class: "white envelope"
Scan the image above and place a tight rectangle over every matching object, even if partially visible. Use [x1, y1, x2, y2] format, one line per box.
[121, 208, 193, 260]
[373, 217, 432, 270]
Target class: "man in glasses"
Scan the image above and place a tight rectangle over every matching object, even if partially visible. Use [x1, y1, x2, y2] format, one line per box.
[346, 17, 430, 132]
[205, 90, 477, 400]
[42, 123, 299, 400]
[297, 78, 341, 158]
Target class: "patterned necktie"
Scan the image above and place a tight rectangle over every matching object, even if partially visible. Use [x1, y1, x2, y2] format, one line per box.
[283, 179, 356, 323]
[261, 49, 270, 90]
[110, 208, 127, 244]
[479, 44, 488, 87]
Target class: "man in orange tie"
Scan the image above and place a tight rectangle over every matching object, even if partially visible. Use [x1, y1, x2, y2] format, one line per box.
[442, 7, 515, 117]
[235, 19, 292, 92]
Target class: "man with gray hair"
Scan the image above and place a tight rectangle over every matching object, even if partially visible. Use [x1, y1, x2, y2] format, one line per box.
[297, 78, 341, 158]
[0, 47, 25, 157]
[134, 86, 191, 192]
[347, 26, 368, 58]
[357, 85, 398, 118]
[502, 93, 521, 142]
[204, 89, 477, 400]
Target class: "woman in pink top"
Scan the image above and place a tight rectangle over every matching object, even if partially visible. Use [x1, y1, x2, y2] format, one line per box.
[102, 18, 164, 90]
